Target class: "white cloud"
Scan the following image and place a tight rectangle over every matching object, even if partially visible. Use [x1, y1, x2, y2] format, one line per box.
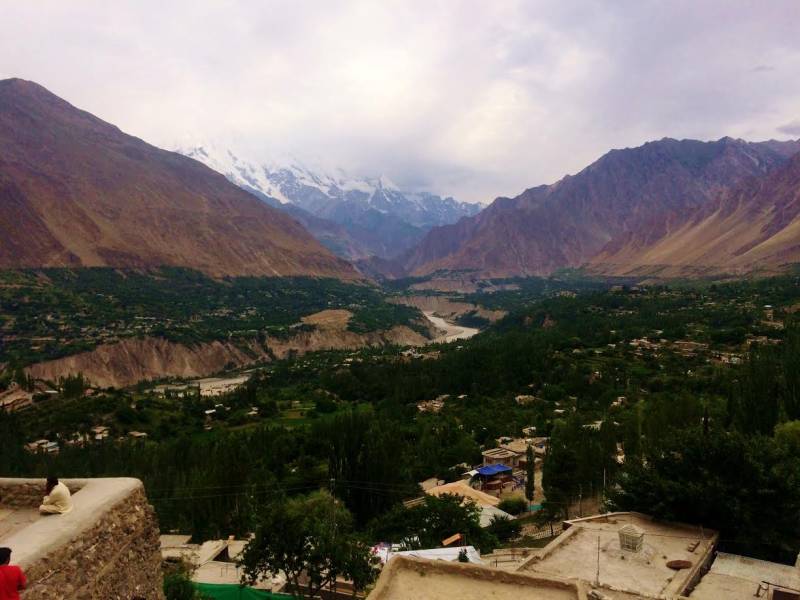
[1, 0, 799, 202]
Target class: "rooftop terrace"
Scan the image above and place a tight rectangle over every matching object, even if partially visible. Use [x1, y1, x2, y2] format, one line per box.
[519, 512, 718, 599]
[690, 552, 800, 600]
[368, 556, 586, 600]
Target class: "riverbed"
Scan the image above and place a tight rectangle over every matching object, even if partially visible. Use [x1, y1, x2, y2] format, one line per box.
[423, 311, 480, 343]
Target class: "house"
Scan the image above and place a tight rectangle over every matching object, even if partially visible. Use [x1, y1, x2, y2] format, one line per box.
[474, 464, 513, 494]
[481, 447, 519, 468]
[517, 512, 718, 599]
[91, 425, 110, 441]
[417, 398, 446, 413]
[483, 438, 548, 474]
[161, 534, 284, 592]
[514, 394, 538, 405]
[690, 551, 800, 600]
[425, 480, 500, 508]
[25, 439, 51, 453]
[419, 477, 445, 492]
[367, 556, 584, 600]
[383, 546, 484, 565]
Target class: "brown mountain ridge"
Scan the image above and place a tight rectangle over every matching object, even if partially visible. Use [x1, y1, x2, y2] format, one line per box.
[403, 137, 800, 278]
[590, 150, 800, 276]
[0, 78, 358, 279]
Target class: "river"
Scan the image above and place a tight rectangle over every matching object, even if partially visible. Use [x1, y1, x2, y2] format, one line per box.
[423, 311, 480, 343]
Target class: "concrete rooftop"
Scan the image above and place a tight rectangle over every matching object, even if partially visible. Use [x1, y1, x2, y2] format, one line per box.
[690, 552, 800, 600]
[368, 556, 586, 600]
[519, 512, 718, 599]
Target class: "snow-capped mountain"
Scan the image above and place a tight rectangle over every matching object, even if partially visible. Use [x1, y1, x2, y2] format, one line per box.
[179, 144, 482, 260]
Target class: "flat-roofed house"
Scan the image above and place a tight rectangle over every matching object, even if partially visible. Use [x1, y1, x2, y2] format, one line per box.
[368, 556, 584, 600]
[518, 512, 718, 599]
[482, 447, 519, 468]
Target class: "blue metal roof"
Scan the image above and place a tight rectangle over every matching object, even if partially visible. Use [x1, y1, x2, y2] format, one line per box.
[476, 464, 512, 476]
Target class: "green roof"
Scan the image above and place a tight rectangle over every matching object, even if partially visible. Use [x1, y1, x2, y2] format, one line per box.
[193, 582, 296, 600]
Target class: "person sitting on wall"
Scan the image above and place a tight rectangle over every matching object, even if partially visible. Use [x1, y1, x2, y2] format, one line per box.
[0, 547, 27, 600]
[39, 476, 73, 515]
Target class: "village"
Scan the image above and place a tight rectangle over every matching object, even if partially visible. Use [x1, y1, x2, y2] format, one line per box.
[2, 277, 800, 599]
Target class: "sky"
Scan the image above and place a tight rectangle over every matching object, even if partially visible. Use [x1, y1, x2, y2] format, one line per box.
[2, 1, 800, 203]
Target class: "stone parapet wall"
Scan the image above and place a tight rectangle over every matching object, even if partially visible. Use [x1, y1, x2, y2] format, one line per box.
[0, 478, 164, 599]
[0, 480, 83, 508]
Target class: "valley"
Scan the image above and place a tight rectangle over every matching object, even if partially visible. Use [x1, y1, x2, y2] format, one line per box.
[4, 271, 800, 569]
[0, 267, 436, 388]
[3, 7, 800, 600]
[423, 312, 480, 343]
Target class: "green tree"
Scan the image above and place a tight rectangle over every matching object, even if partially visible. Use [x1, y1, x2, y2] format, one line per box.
[524, 445, 535, 506]
[608, 427, 800, 562]
[368, 493, 498, 553]
[313, 409, 415, 525]
[163, 563, 208, 600]
[487, 515, 521, 543]
[61, 372, 87, 399]
[541, 420, 579, 518]
[498, 497, 527, 516]
[240, 490, 379, 600]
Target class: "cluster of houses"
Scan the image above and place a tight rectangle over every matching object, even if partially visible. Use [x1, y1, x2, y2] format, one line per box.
[154, 413, 800, 599]
[369, 511, 800, 600]
[166, 510, 800, 600]
[24, 426, 148, 454]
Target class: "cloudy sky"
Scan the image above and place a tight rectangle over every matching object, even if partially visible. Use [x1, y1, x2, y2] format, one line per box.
[2, 1, 800, 202]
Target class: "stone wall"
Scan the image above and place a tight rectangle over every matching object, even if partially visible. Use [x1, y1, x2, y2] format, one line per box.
[0, 480, 83, 508]
[0, 478, 164, 600]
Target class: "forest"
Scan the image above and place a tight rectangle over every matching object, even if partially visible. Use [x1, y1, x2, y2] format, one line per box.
[2, 274, 800, 564]
[0, 267, 423, 367]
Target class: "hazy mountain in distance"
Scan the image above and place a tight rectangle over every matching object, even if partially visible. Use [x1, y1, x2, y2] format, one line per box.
[179, 144, 482, 260]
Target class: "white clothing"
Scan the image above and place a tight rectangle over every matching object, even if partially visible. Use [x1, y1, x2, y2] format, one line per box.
[39, 482, 73, 514]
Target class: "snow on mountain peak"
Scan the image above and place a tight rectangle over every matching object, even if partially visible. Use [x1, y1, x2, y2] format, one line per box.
[178, 143, 482, 227]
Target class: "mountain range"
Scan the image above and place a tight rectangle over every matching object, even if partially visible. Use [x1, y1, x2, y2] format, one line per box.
[179, 145, 481, 260]
[0, 79, 356, 279]
[403, 137, 800, 279]
[590, 148, 800, 276]
[3, 78, 799, 285]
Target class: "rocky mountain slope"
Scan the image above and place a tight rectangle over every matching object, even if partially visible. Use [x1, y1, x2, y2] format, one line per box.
[0, 79, 357, 278]
[590, 150, 800, 276]
[180, 145, 481, 259]
[403, 137, 800, 278]
[27, 310, 433, 388]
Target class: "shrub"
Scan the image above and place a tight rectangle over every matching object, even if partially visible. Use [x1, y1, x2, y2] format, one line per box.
[487, 515, 522, 542]
[498, 496, 528, 515]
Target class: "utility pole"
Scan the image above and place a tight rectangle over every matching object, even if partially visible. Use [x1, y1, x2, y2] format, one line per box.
[595, 535, 601, 587]
[330, 477, 337, 597]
